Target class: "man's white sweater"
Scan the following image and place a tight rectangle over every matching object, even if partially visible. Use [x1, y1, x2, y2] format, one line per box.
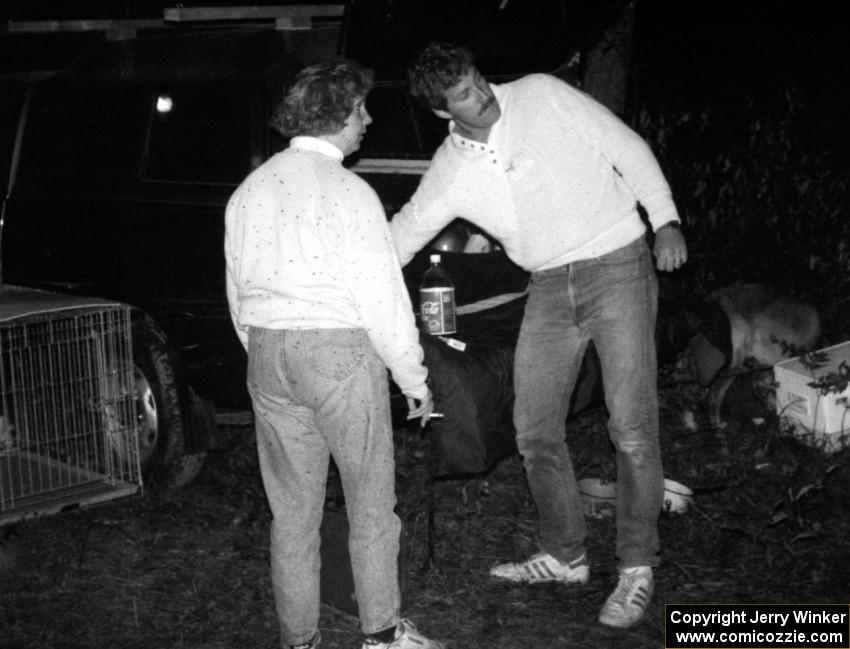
[391, 73, 680, 271]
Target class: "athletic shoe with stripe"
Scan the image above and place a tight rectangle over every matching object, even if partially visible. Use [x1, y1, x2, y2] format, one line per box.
[598, 566, 654, 628]
[488, 551, 589, 584]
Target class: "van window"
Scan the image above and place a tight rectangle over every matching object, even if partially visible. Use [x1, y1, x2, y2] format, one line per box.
[141, 85, 255, 184]
[357, 84, 446, 160]
[16, 83, 148, 185]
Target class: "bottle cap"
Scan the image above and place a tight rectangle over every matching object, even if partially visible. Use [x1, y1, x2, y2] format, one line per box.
[429, 254, 441, 263]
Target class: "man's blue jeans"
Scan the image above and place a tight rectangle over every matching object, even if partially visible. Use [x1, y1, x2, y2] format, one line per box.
[247, 327, 401, 646]
[513, 236, 663, 569]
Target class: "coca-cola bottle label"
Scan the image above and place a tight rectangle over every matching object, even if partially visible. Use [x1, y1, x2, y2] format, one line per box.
[419, 287, 456, 335]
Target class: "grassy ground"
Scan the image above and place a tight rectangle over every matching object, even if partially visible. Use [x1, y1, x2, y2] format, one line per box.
[2, 353, 850, 649]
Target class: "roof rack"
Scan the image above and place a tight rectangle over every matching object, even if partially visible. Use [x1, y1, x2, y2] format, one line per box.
[3, 4, 344, 39]
[164, 4, 344, 30]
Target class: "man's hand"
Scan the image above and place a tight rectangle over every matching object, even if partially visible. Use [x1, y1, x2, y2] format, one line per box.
[653, 223, 688, 272]
[406, 388, 435, 428]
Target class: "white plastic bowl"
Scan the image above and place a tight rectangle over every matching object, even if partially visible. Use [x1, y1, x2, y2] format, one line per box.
[662, 478, 694, 514]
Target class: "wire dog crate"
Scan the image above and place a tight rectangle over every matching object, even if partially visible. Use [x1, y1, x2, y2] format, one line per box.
[1, 286, 143, 526]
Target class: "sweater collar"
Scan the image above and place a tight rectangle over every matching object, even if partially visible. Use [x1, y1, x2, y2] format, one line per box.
[290, 136, 344, 161]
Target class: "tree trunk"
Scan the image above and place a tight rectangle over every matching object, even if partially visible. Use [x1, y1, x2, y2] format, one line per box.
[583, 1, 635, 115]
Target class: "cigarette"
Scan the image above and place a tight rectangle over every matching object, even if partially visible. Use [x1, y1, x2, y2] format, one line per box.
[406, 412, 444, 421]
[407, 412, 444, 420]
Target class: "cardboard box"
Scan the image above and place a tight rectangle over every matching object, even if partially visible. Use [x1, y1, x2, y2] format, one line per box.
[773, 341, 850, 452]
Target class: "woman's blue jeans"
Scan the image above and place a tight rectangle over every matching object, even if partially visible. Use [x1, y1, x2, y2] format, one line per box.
[513, 236, 663, 569]
[247, 327, 401, 646]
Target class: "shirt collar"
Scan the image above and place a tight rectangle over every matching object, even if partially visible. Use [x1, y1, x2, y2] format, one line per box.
[448, 125, 492, 154]
[290, 135, 344, 161]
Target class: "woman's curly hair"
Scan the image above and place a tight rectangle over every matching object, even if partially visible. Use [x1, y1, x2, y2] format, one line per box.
[272, 59, 374, 137]
[408, 42, 474, 111]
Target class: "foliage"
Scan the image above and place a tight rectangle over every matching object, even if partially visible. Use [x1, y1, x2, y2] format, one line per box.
[637, 85, 850, 307]
[805, 358, 850, 396]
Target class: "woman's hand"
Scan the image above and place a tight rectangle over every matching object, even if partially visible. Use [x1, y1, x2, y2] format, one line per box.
[406, 387, 435, 427]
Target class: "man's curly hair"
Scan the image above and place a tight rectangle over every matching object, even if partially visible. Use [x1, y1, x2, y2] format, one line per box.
[272, 59, 374, 137]
[408, 42, 475, 111]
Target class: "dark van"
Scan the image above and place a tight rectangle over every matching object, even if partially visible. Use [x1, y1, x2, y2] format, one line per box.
[0, 1, 618, 486]
[1, 28, 318, 485]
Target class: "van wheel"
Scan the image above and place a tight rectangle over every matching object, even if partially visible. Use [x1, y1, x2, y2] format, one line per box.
[133, 320, 207, 487]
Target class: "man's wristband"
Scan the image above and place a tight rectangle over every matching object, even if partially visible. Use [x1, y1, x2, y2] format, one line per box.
[656, 220, 681, 232]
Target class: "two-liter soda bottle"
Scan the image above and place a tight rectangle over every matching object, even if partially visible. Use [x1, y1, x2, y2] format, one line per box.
[419, 254, 456, 335]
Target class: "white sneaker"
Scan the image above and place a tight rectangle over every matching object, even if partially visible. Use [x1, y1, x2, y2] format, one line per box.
[361, 619, 446, 649]
[598, 566, 654, 628]
[489, 552, 589, 584]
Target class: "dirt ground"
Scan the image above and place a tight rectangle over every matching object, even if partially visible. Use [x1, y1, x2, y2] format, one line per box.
[2, 362, 850, 649]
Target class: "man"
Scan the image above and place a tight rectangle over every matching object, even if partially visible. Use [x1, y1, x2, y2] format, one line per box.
[390, 42, 688, 628]
[225, 59, 445, 649]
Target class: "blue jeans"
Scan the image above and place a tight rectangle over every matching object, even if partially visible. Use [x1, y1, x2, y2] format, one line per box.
[247, 327, 401, 646]
[513, 236, 663, 569]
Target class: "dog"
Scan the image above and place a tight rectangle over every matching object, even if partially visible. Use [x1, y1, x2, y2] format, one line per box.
[703, 283, 822, 427]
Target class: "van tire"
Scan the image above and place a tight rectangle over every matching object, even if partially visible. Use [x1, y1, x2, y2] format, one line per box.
[132, 319, 207, 488]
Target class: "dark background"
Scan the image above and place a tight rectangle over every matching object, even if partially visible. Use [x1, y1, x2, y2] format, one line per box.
[3, 1, 847, 153]
[4, 1, 848, 88]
